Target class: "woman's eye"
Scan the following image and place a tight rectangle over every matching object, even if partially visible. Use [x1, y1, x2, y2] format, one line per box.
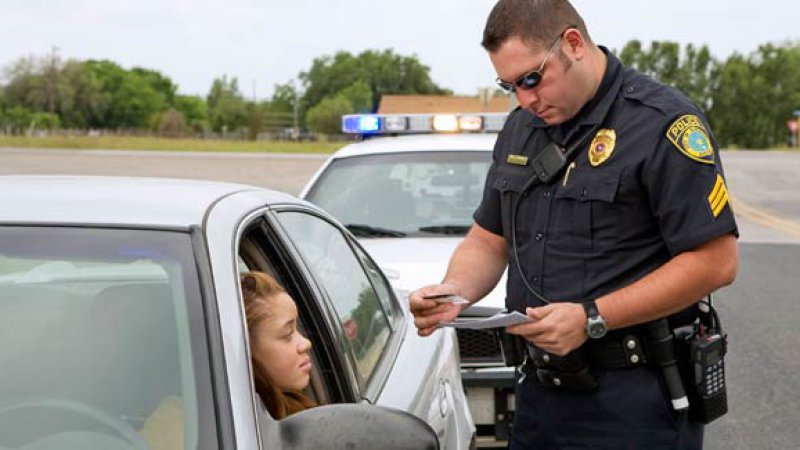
[282, 331, 294, 341]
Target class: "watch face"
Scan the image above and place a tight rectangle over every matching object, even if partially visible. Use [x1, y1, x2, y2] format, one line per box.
[588, 319, 607, 338]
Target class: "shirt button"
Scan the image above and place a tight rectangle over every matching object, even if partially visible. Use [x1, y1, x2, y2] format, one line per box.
[626, 86, 635, 94]
[581, 188, 588, 197]
[532, 277, 539, 283]
[535, 233, 543, 241]
[543, 191, 551, 198]
[501, 179, 508, 188]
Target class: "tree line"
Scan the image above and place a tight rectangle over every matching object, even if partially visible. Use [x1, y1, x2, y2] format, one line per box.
[0, 49, 449, 140]
[1, 41, 798, 148]
[618, 40, 800, 148]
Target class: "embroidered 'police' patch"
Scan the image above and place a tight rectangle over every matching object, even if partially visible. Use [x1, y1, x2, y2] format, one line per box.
[667, 115, 715, 164]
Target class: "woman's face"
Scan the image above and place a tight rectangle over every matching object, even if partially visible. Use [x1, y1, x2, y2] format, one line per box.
[251, 293, 313, 391]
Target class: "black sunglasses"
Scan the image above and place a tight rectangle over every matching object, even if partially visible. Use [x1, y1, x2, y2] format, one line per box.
[495, 25, 576, 93]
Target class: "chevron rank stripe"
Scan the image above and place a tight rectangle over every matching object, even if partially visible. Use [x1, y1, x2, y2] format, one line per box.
[708, 174, 729, 218]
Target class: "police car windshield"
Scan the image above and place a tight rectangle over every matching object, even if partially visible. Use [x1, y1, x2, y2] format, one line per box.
[306, 151, 491, 237]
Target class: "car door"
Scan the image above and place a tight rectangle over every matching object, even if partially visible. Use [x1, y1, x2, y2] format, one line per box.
[267, 206, 471, 450]
[209, 203, 439, 450]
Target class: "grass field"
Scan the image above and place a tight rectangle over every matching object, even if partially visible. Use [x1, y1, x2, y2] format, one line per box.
[0, 135, 347, 154]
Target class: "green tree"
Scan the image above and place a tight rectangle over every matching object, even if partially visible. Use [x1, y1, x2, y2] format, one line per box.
[709, 43, 800, 148]
[108, 72, 168, 129]
[131, 67, 177, 105]
[300, 49, 449, 112]
[674, 44, 715, 111]
[270, 81, 299, 114]
[206, 75, 248, 134]
[3, 56, 48, 113]
[619, 40, 717, 111]
[174, 94, 208, 133]
[339, 81, 373, 113]
[31, 111, 60, 130]
[2, 106, 33, 133]
[305, 94, 353, 134]
[59, 60, 110, 128]
[0, 88, 6, 118]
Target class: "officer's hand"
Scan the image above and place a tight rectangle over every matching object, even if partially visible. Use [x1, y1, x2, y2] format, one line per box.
[408, 284, 466, 337]
[506, 303, 587, 356]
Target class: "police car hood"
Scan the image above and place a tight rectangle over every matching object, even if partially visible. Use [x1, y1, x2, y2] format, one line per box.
[360, 237, 506, 312]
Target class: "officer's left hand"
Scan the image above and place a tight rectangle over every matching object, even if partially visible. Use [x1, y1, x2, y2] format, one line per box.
[506, 303, 587, 356]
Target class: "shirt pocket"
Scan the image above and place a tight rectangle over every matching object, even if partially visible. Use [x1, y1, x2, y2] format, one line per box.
[553, 170, 621, 251]
[489, 164, 539, 237]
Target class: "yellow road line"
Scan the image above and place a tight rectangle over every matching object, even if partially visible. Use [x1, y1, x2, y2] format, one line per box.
[730, 195, 800, 238]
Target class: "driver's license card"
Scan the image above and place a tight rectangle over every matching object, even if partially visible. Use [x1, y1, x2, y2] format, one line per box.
[422, 293, 470, 305]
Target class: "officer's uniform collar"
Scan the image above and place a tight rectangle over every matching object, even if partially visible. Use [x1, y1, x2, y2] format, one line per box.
[528, 46, 623, 137]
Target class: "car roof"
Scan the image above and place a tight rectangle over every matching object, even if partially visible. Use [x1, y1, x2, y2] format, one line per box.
[0, 175, 297, 229]
[330, 133, 497, 159]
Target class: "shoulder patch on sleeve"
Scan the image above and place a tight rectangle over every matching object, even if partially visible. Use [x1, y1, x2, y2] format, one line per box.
[666, 114, 715, 165]
[708, 174, 729, 218]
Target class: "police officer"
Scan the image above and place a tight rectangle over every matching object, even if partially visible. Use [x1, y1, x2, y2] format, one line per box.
[409, 0, 739, 448]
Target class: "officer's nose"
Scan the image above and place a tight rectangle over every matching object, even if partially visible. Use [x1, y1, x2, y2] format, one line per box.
[515, 87, 540, 112]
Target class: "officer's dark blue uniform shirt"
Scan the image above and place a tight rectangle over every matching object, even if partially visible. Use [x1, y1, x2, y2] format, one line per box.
[474, 49, 738, 315]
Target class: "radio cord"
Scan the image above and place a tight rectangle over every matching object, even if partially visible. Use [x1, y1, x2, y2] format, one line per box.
[510, 124, 599, 305]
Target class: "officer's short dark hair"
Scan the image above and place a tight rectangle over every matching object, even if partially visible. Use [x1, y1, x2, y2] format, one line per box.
[481, 0, 592, 53]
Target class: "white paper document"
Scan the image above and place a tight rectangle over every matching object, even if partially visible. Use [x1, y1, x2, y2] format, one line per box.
[437, 311, 534, 330]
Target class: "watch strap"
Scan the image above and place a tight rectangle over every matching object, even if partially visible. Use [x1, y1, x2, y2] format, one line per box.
[582, 299, 599, 319]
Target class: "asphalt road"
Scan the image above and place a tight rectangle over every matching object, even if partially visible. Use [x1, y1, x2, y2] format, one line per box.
[2, 146, 799, 448]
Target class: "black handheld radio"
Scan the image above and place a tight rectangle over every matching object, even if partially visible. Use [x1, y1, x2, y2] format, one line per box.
[674, 298, 728, 424]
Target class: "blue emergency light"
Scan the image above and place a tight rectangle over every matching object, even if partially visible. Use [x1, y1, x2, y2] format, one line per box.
[342, 115, 383, 134]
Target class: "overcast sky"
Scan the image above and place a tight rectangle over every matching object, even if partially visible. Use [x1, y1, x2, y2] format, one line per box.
[2, 1, 798, 99]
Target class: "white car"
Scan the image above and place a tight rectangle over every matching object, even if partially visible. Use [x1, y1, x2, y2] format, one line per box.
[0, 175, 474, 450]
[301, 130, 517, 444]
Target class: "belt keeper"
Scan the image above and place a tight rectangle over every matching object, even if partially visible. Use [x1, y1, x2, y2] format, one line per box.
[622, 334, 646, 365]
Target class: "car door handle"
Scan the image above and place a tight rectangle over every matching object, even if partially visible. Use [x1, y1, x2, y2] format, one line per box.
[438, 379, 452, 418]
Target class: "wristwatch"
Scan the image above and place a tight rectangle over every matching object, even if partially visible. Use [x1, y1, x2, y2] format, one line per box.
[583, 300, 608, 339]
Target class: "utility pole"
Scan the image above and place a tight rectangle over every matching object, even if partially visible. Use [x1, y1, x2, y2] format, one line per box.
[46, 46, 60, 114]
[291, 80, 300, 141]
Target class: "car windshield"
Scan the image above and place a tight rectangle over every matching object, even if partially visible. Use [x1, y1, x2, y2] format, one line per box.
[0, 226, 213, 449]
[305, 151, 492, 236]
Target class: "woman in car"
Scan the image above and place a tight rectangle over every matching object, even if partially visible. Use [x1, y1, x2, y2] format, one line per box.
[241, 271, 316, 419]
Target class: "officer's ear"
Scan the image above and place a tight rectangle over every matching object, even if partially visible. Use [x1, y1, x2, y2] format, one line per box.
[563, 28, 586, 61]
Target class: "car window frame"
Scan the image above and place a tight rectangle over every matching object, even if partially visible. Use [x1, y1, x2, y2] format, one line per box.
[266, 205, 406, 403]
[237, 217, 356, 405]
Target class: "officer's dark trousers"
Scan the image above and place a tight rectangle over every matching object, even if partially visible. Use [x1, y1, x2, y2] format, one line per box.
[511, 366, 703, 449]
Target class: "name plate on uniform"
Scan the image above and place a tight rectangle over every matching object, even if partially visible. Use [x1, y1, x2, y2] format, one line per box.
[507, 154, 529, 166]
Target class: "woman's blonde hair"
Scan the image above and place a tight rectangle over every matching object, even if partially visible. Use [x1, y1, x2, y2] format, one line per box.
[240, 271, 316, 419]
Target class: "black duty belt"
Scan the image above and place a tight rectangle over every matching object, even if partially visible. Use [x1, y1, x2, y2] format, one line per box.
[582, 331, 649, 369]
[526, 329, 651, 372]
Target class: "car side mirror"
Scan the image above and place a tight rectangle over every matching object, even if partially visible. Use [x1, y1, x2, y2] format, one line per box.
[274, 403, 439, 450]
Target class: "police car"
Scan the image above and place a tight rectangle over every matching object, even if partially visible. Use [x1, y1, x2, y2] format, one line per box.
[301, 113, 517, 444]
[0, 176, 475, 450]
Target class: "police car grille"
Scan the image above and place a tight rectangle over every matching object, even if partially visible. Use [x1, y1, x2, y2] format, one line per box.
[456, 328, 503, 366]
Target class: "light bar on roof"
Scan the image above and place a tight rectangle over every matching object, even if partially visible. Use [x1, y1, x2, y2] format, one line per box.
[408, 115, 432, 132]
[384, 115, 408, 132]
[483, 113, 507, 132]
[341, 112, 509, 134]
[458, 115, 483, 131]
[342, 115, 383, 134]
[432, 115, 459, 132]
